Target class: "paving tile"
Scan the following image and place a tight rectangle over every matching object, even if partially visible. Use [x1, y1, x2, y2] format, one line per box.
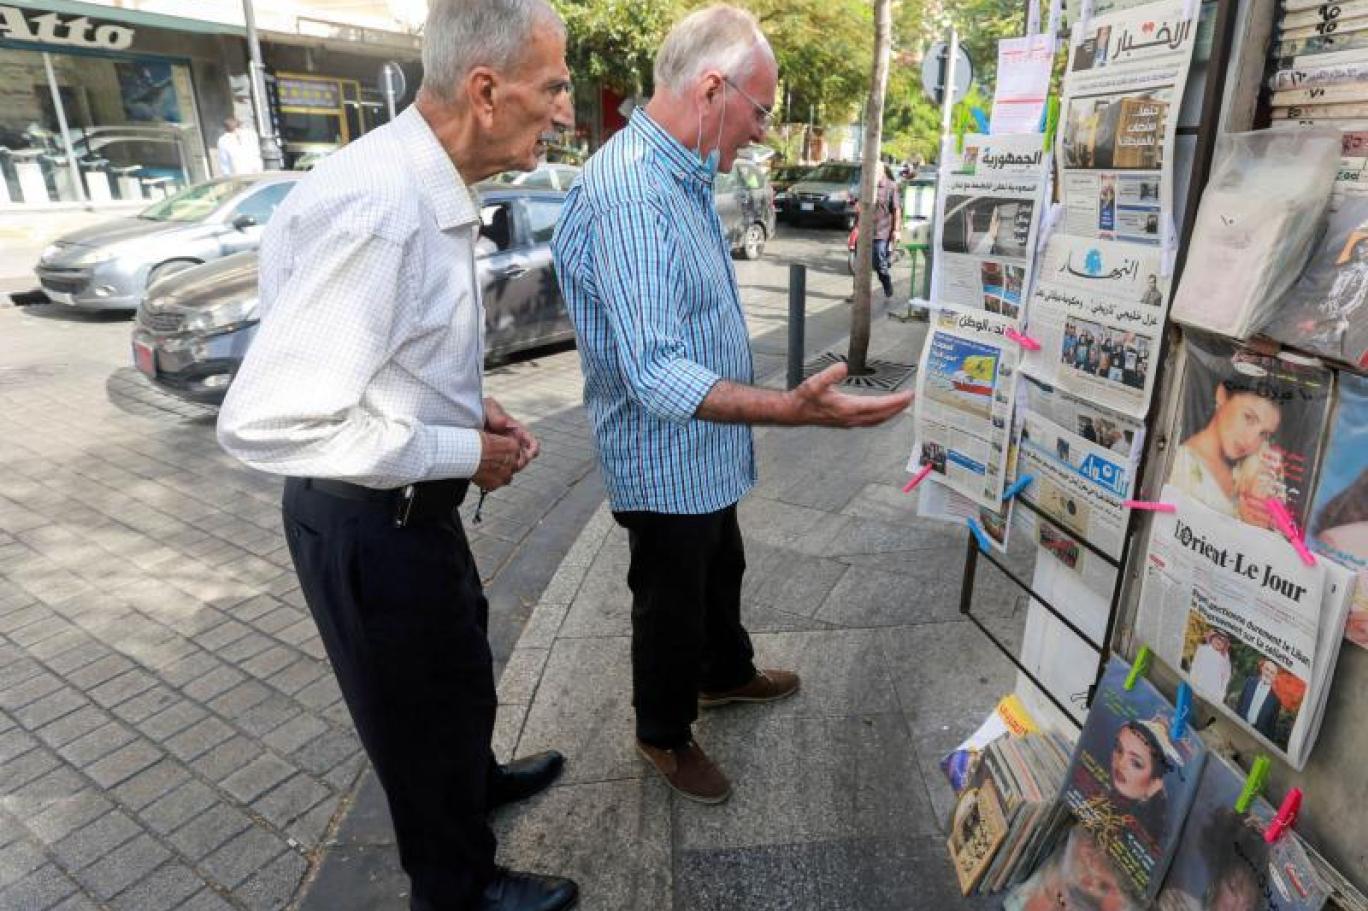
[0, 862, 76, 910]
[72, 833, 170, 901]
[167, 804, 253, 861]
[221, 754, 295, 803]
[251, 773, 330, 830]
[50, 810, 140, 871]
[0, 836, 46, 888]
[110, 758, 191, 811]
[107, 861, 205, 911]
[880, 621, 1019, 736]
[235, 848, 308, 911]
[26, 790, 116, 844]
[139, 780, 219, 836]
[199, 827, 289, 889]
[85, 739, 164, 789]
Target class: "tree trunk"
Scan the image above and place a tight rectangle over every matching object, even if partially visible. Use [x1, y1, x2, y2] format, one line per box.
[848, 0, 893, 376]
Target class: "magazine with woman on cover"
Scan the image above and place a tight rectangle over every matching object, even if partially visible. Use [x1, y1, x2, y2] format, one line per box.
[1307, 370, 1368, 649]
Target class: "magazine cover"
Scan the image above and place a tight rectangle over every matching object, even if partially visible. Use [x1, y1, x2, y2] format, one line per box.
[1003, 825, 1144, 911]
[1261, 194, 1368, 369]
[1156, 753, 1329, 911]
[1061, 657, 1207, 902]
[1307, 370, 1368, 649]
[1169, 334, 1334, 533]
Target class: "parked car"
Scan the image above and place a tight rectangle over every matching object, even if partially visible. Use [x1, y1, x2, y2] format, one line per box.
[767, 163, 813, 219]
[35, 173, 299, 312]
[482, 163, 581, 191]
[780, 160, 861, 228]
[715, 159, 776, 260]
[132, 187, 575, 404]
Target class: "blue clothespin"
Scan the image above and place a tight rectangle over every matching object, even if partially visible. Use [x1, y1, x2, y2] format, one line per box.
[1171, 682, 1193, 741]
[967, 518, 992, 553]
[971, 107, 989, 133]
[1002, 474, 1035, 503]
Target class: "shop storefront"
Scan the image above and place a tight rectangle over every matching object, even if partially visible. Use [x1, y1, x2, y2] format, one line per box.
[0, 2, 243, 211]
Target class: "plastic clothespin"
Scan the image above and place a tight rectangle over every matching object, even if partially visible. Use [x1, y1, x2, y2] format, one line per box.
[1042, 97, 1061, 152]
[1123, 499, 1177, 513]
[1264, 498, 1318, 567]
[902, 464, 934, 494]
[1235, 756, 1271, 814]
[1124, 645, 1152, 690]
[1004, 328, 1042, 351]
[1171, 682, 1193, 741]
[1002, 474, 1035, 502]
[967, 518, 993, 553]
[1264, 788, 1303, 844]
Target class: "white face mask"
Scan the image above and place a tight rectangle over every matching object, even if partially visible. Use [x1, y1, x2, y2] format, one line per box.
[694, 81, 725, 175]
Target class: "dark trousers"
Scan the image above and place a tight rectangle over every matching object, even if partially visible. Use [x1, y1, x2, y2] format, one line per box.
[282, 478, 496, 911]
[613, 505, 756, 749]
[873, 239, 895, 298]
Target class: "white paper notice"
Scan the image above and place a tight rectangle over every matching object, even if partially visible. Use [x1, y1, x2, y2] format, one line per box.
[991, 35, 1057, 135]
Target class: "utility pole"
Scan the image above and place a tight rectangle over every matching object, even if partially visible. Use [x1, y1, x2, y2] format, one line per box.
[242, 0, 285, 170]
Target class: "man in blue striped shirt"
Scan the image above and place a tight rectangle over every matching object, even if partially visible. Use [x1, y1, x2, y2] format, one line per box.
[553, 5, 913, 804]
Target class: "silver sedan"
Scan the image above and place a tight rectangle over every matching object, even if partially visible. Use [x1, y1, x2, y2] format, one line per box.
[34, 173, 299, 312]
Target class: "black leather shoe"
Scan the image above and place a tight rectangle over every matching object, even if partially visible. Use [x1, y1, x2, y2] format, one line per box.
[490, 751, 564, 809]
[475, 868, 578, 911]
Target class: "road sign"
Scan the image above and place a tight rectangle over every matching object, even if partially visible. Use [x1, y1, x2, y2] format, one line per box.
[379, 61, 407, 119]
[921, 42, 973, 106]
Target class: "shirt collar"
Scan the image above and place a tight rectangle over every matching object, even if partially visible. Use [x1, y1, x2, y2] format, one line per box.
[630, 109, 713, 186]
[397, 105, 480, 230]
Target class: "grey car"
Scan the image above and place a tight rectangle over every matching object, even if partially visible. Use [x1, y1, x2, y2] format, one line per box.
[35, 173, 299, 312]
[132, 187, 575, 405]
[780, 160, 861, 228]
[715, 160, 776, 260]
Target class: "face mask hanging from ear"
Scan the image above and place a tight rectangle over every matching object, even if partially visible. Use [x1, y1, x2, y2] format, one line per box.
[693, 81, 725, 175]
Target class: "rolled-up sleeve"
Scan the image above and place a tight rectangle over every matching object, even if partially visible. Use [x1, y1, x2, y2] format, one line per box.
[589, 201, 720, 424]
[217, 224, 482, 486]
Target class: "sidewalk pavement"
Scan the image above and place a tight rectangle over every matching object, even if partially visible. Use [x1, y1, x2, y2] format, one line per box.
[306, 315, 1035, 910]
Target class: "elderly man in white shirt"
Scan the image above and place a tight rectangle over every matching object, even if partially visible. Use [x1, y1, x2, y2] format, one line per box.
[216, 1, 576, 909]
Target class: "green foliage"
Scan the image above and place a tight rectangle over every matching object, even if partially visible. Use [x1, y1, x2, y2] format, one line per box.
[550, 0, 677, 94]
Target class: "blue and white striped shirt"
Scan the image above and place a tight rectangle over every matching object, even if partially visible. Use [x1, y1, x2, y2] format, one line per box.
[553, 110, 756, 515]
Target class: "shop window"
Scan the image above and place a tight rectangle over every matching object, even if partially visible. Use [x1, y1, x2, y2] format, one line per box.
[525, 199, 564, 244]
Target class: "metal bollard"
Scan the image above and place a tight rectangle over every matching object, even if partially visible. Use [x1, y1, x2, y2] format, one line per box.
[787, 263, 806, 390]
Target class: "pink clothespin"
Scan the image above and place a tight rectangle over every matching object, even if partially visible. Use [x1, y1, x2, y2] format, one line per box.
[902, 464, 934, 494]
[1264, 788, 1302, 844]
[1004, 328, 1042, 351]
[1123, 500, 1176, 513]
[1264, 498, 1317, 567]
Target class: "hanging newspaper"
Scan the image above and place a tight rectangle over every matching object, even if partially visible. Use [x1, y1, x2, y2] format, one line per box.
[991, 35, 1057, 135]
[1059, 0, 1198, 246]
[910, 306, 1022, 509]
[1015, 373, 1143, 561]
[918, 478, 1016, 552]
[1306, 371, 1368, 649]
[1021, 234, 1171, 418]
[1135, 486, 1356, 769]
[932, 134, 1051, 321]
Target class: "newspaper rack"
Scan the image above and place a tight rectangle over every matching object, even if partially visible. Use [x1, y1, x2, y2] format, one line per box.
[952, 0, 1243, 728]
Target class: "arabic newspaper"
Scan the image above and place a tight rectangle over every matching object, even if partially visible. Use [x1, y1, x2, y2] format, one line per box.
[909, 306, 1022, 509]
[1134, 486, 1356, 768]
[992, 35, 1058, 135]
[1167, 334, 1334, 534]
[932, 134, 1051, 321]
[1306, 371, 1368, 650]
[1020, 234, 1170, 418]
[1015, 373, 1142, 560]
[918, 477, 1015, 552]
[1058, 1, 1197, 245]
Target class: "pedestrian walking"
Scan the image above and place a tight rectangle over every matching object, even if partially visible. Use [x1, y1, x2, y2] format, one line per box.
[216, 0, 578, 908]
[552, 3, 913, 805]
[864, 163, 903, 302]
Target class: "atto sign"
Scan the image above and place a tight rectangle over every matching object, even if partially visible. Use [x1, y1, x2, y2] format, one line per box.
[0, 5, 136, 51]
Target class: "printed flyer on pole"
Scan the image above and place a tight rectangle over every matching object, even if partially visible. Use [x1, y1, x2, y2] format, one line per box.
[1058, 0, 1197, 245]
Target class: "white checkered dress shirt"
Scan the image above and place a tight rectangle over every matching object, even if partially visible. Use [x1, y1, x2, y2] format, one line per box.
[217, 106, 486, 489]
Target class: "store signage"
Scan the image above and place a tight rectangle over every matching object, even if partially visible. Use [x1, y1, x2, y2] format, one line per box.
[0, 5, 135, 51]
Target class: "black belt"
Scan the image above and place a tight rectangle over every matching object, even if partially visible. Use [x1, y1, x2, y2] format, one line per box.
[302, 477, 469, 527]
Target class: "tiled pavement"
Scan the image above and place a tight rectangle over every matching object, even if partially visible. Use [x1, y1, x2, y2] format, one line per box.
[0, 228, 869, 909]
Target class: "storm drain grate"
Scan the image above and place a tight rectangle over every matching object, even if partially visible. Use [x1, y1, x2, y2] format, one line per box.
[801, 352, 917, 391]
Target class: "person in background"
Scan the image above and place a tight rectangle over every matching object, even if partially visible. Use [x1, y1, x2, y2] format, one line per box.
[1187, 628, 1232, 703]
[216, 117, 264, 176]
[868, 162, 902, 302]
[216, 0, 577, 908]
[552, 3, 913, 806]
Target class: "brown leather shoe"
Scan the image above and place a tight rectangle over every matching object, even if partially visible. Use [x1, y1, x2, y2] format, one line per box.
[698, 668, 801, 708]
[635, 739, 731, 804]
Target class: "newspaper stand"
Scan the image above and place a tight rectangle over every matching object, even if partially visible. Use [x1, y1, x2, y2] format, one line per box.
[952, 0, 1243, 725]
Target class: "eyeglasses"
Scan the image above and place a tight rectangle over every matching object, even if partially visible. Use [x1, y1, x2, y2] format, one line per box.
[723, 76, 774, 128]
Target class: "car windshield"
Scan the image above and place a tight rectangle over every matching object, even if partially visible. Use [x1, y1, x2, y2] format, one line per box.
[804, 163, 858, 184]
[139, 179, 252, 223]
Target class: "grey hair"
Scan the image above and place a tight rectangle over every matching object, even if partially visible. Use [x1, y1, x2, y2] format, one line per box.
[653, 5, 773, 95]
[421, 0, 565, 101]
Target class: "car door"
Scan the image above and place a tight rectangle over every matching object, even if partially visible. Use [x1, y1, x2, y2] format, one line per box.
[219, 181, 294, 255]
[520, 195, 570, 341]
[712, 169, 743, 248]
[479, 197, 544, 356]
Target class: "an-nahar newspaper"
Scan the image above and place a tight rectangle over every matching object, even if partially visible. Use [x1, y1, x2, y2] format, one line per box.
[1135, 485, 1355, 768]
[932, 133, 1051, 321]
[1059, 0, 1197, 246]
[910, 306, 1022, 509]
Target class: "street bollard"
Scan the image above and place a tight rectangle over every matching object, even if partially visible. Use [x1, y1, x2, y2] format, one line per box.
[787, 263, 806, 390]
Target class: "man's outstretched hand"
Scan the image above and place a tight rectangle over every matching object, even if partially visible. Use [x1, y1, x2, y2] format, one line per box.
[785, 362, 914, 428]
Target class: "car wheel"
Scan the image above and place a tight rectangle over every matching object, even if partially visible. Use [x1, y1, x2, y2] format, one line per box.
[740, 223, 766, 260]
[146, 259, 201, 290]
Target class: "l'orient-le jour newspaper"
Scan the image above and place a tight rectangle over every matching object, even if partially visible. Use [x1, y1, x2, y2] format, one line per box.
[1135, 486, 1355, 768]
[1058, 657, 1207, 902]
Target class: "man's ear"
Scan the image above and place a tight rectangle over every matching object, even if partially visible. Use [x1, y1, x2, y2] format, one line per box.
[465, 67, 498, 125]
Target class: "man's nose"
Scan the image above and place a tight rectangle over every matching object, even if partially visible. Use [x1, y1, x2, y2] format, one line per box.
[552, 92, 575, 132]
